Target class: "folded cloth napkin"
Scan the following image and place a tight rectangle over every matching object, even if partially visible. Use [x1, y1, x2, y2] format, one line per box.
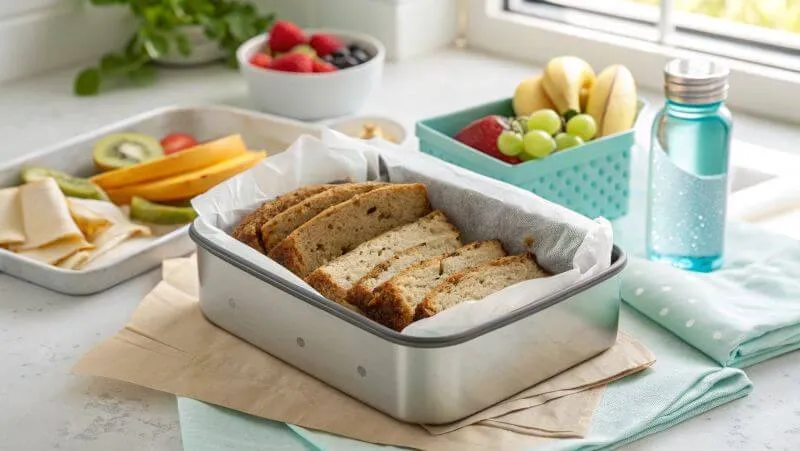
[177, 306, 752, 451]
[621, 221, 800, 368]
[73, 256, 654, 451]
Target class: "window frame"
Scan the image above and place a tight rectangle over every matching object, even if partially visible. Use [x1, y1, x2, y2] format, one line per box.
[511, 0, 800, 72]
[465, 0, 800, 124]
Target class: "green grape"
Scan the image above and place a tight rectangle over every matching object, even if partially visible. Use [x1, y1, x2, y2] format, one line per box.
[516, 116, 529, 133]
[519, 151, 536, 162]
[526, 109, 562, 136]
[566, 114, 598, 141]
[522, 130, 556, 159]
[496, 131, 524, 156]
[554, 133, 584, 150]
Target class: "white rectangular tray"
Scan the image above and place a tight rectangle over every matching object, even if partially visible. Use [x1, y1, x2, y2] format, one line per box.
[0, 105, 327, 295]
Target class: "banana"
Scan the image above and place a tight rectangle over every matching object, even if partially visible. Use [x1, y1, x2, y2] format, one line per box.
[92, 134, 248, 190]
[541, 56, 596, 114]
[512, 75, 555, 116]
[585, 64, 638, 137]
[106, 151, 266, 205]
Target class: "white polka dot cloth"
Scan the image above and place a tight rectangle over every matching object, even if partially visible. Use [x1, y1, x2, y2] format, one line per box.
[621, 224, 800, 368]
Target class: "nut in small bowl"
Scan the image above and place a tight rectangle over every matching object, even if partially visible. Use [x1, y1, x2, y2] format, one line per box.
[237, 26, 385, 121]
[328, 116, 408, 144]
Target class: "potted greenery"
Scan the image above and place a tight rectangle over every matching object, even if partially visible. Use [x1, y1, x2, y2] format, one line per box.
[74, 0, 274, 96]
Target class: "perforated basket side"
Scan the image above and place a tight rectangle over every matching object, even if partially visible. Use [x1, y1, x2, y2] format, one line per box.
[517, 149, 631, 219]
[416, 97, 638, 220]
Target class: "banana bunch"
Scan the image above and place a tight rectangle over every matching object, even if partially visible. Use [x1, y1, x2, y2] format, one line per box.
[513, 56, 638, 138]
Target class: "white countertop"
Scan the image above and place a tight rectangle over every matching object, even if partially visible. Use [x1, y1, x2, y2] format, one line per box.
[1, 48, 799, 451]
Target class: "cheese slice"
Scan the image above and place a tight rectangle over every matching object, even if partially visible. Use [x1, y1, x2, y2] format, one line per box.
[7, 180, 151, 270]
[17, 237, 93, 266]
[12, 178, 84, 250]
[68, 198, 112, 241]
[64, 198, 151, 270]
[0, 187, 25, 246]
[58, 250, 92, 270]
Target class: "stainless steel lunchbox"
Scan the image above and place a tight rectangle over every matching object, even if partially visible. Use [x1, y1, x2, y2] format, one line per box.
[190, 220, 625, 425]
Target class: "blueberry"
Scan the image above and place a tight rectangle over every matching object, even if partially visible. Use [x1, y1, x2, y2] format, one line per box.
[332, 56, 351, 69]
[330, 49, 348, 59]
[343, 56, 360, 67]
[350, 48, 370, 63]
[347, 44, 364, 54]
[322, 54, 335, 64]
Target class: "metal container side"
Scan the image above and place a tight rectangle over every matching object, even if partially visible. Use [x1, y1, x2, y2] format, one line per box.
[191, 222, 625, 424]
[0, 105, 325, 295]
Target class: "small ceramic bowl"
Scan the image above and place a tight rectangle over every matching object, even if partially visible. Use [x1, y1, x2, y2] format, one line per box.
[328, 115, 408, 144]
[237, 30, 385, 121]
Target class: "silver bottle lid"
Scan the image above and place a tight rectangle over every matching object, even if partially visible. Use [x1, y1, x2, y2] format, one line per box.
[664, 58, 729, 104]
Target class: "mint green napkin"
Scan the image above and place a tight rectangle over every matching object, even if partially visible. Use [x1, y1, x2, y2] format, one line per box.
[621, 222, 800, 368]
[177, 306, 752, 451]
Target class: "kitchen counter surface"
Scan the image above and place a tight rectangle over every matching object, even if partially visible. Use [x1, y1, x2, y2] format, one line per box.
[1, 48, 799, 451]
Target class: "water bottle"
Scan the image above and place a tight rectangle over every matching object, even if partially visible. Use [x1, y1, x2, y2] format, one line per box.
[646, 59, 732, 272]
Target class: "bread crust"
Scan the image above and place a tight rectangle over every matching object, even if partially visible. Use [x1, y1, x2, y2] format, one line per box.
[260, 182, 387, 252]
[415, 253, 547, 320]
[366, 240, 507, 331]
[305, 210, 459, 304]
[231, 184, 333, 253]
[269, 184, 431, 278]
[346, 235, 461, 309]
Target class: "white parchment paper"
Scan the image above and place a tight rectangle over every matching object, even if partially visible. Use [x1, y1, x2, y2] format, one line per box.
[193, 130, 613, 337]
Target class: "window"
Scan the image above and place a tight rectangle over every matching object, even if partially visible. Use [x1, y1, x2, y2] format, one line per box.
[465, 0, 800, 123]
[509, 0, 800, 72]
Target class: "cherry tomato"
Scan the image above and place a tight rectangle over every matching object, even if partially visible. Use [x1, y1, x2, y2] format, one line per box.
[161, 133, 199, 155]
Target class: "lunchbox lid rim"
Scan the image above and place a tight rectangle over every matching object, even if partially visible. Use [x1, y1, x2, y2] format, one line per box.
[189, 222, 627, 348]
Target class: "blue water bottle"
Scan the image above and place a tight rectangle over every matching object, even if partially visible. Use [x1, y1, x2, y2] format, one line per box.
[646, 59, 732, 272]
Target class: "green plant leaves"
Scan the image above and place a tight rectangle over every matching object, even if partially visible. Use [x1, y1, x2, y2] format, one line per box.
[100, 53, 131, 74]
[143, 31, 170, 58]
[175, 31, 193, 56]
[74, 68, 101, 96]
[75, 0, 274, 96]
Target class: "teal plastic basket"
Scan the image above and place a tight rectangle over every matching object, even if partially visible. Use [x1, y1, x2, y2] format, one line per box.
[416, 98, 637, 220]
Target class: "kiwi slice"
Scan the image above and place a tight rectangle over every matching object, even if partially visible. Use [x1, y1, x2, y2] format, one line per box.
[130, 196, 198, 225]
[21, 167, 110, 201]
[92, 132, 164, 171]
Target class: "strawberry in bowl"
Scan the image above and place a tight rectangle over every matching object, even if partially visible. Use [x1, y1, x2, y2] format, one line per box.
[246, 20, 377, 75]
[238, 21, 385, 120]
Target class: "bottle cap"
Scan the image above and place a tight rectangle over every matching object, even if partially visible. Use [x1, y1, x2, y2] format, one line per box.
[664, 59, 729, 104]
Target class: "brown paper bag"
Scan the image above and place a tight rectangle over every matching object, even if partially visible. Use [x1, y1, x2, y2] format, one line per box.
[74, 256, 655, 451]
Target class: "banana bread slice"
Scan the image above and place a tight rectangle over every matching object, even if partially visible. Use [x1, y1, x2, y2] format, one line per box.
[306, 210, 460, 304]
[346, 235, 461, 309]
[231, 184, 333, 253]
[269, 183, 431, 278]
[367, 240, 506, 331]
[415, 253, 549, 320]
[261, 182, 387, 252]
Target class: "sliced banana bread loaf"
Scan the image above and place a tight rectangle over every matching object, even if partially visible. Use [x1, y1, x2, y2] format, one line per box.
[260, 182, 387, 252]
[306, 210, 460, 304]
[367, 240, 506, 331]
[231, 184, 333, 253]
[415, 253, 548, 320]
[269, 183, 431, 278]
[346, 235, 461, 309]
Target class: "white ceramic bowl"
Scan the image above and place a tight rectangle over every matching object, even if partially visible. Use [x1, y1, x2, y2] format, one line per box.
[327, 115, 408, 144]
[237, 30, 385, 121]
